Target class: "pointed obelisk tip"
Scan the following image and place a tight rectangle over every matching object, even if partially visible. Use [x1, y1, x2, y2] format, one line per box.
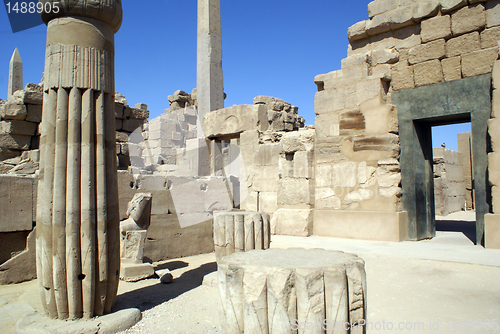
[11, 48, 22, 63]
[8, 48, 23, 98]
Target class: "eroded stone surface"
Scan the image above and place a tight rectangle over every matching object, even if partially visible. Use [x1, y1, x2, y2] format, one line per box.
[218, 248, 366, 334]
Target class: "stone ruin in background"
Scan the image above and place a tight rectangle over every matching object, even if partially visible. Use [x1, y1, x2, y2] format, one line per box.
[3, 0, 500, 290]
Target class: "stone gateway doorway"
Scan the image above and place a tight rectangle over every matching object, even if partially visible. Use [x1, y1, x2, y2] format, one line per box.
[393, 75, 491, 245]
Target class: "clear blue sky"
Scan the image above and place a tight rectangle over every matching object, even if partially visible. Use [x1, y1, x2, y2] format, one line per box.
[0, 0, 470, 151]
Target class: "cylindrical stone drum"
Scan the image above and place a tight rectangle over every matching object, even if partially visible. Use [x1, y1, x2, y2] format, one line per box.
[218, 248, 367, 334]
[214, 211, 271, 262]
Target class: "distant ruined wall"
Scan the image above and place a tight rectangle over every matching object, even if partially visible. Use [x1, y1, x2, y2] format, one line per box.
[433, 147, 467, 215]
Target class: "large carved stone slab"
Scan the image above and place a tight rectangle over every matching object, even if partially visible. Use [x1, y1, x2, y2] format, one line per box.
[203, 104, 268, 138]
[213, 211, 270, 262]
[218, 248, 367, 334]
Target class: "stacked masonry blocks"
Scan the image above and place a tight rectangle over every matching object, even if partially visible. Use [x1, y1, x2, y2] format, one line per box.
[140, 107, 199, 176]
[314, 0, 500, 242]
[0, 84, 43, 174]
[486, 59, 500, 248]
[347, 0, 500, 92]
[114, 94, 149, 169]
[239, 128, 315, 237]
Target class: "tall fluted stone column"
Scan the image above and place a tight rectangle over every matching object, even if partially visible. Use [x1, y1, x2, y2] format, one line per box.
[36, 0, 122, 320]
[197, 0, 224, 125]
[8, 48, 23, 98]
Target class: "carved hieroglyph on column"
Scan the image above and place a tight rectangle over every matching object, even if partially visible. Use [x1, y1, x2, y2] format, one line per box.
[36, 0, 123, 320]
[218, 249, 367, 334]
[214, 211, 271, 262]
[197, 0, 224, 125]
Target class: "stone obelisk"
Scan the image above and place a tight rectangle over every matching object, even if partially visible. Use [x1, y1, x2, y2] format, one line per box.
[197, 0, 224, 125]
[8, 48, 23, 97]
[37, 0, 122, 320]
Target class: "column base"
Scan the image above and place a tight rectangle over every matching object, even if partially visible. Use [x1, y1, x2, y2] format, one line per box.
[14, 308, 141, 334]
[485, 214, 500, 249]
[313, 210, 408, 242]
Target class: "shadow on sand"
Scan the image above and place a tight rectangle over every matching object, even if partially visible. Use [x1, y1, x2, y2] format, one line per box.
[436, 219, 476, 244]
[112, 261, 217, 312]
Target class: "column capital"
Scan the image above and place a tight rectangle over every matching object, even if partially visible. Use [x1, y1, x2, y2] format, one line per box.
[40, 0, 123, 33]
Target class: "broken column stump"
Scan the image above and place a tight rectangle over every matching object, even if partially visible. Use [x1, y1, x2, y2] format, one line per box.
[218, 248, 367, 334]
[213, 211, 270, 262]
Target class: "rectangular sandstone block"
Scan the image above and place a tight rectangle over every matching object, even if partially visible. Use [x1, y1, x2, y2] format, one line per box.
[442, 56, 462, 81]
[294, 151, 313, 179]
[313, 210, 408, 242]
[0, 175, 34, 232]
[348, 21, 369, 42]
[315, 112, 340, 138]
[314, 71, 339, 91]
[446, 31, 480, 57]
[408, 38, 446, 64]
[489, 151, 500, 186]
[25, 104, 42, 123]
[412, 0, 440, 21]
[440, 0, 467, 13]
[486, 0, 500, 28]
[204, 104, 268, 138]
[356, 78, 384, 105]
[421, 15, 451, 43]
[368, 0, 398, 18]
[341, 54, 368, 69]
[462, 47, 499, 78]
[259, 191, 278, 215]
[481, 26, 500, 49]
[394, 25, 422, 50]
[493, 88, 500, 118]
[277, 178, 312, 206]
[485, 214, 500, 248]
[1, 103, 27, 121]
[451, 3, 486, 35]
[366, 13, 391, 36]
[391, 62, 415, 91]
[0, 120, 37, 136]
[314, 89, 345, 115]
[489, 117, 500, 151]
[0, 133, 31, 150]
[271, 208, 313, 237]
[493, 186, 500, 213]
[413, 59, 444, 87]
[389, 5, 414, 30]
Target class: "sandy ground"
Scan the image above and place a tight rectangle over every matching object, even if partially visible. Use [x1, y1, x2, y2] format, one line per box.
[2, 211, 500, 334]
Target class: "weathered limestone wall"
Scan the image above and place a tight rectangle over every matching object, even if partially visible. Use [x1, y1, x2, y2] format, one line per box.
[314, 0, 500, 242]
[348, 0, 500, 91]
[486, 58, 500, 248]
[433, 147, 467, 215]
[0, 88, 147, 173]
[0, 84, 42, 173]
[207, 98, 311, 237]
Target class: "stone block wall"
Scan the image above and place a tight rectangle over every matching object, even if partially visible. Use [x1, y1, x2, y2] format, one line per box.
[114, 93, 150, 169]
[347, 0, 500, 92]
[313, 0, 500, 241]
[489, 59, 500, 213]
[238, 128, 315, 236]
[0, 83, 42, 174]
[433, 147, 467, 215]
